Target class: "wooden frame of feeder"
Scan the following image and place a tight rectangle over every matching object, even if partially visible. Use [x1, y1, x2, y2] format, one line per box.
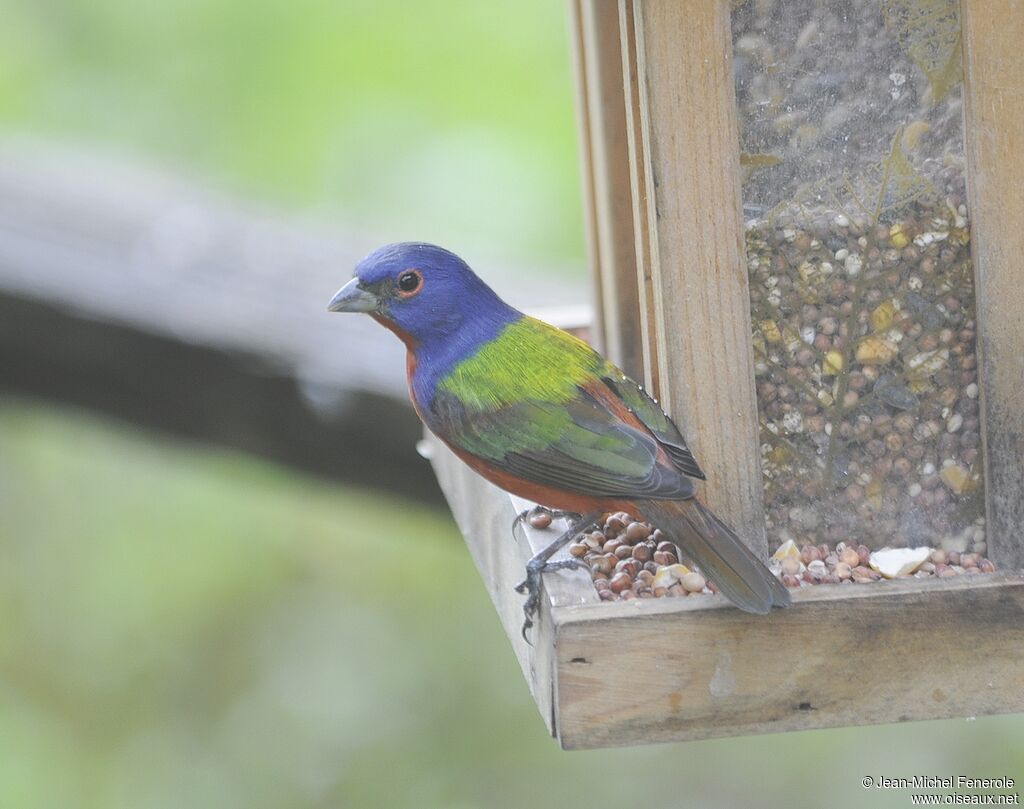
[428, 0, 1024, 749]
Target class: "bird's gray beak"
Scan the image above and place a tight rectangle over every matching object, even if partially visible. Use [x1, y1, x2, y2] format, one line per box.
[327, 278, 379, 313]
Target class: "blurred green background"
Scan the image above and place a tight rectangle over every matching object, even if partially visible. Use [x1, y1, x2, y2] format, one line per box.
[0, 0, 583, 265]
[0, 1, 1021, 807]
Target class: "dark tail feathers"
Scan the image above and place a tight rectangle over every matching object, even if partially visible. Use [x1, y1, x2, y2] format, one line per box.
[639, 498, 790, 614]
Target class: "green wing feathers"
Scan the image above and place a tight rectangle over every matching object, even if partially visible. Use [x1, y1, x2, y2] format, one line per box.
[430, 317, 704, 499]
[602, 373, 706, 480]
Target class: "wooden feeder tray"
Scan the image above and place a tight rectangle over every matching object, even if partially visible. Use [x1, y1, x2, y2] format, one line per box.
[430, 436, 1024, 750]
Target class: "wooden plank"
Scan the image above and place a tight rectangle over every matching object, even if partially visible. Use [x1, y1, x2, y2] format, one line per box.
[552, 572, 1024, 749]
[961, 0, 1024, 571]
[427, 434, 599, 736]
[619, 0, 661, 398]
[623, 0, 766, 555]
[571, 0, 644, 380]
[433, 455, 1024, 749]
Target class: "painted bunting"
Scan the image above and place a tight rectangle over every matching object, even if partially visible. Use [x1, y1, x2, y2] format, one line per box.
[329, 243, 789, 632]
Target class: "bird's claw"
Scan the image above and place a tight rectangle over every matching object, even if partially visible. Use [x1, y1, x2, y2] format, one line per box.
[510, 506, 584, 543]
[510, 510, 601, 645]
[515, 557, 587, 644]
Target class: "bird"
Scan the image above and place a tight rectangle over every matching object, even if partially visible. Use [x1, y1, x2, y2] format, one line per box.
[328, 242, 790, 634]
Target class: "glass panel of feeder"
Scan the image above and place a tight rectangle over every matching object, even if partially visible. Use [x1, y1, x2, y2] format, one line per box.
[731, 1, 985, 561]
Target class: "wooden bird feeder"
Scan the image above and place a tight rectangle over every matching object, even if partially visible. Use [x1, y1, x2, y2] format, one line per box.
[427, 0, 1024, 749]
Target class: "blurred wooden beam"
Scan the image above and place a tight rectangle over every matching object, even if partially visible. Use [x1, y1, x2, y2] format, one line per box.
[0, 139, 585, 501]
[0, 291, 433, 498]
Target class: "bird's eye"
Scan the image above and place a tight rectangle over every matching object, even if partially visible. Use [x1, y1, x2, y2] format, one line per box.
[397, 269, 423, 296]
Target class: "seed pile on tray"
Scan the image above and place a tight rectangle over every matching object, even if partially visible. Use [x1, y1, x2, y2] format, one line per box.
[546, 512, 997, 603]
[747, 163, 985, 554]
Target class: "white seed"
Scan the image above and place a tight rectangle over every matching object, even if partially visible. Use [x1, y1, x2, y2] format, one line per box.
[782, 411, 804, 434]
[870, 547, 931, 579]
[914, 231, 949, 248]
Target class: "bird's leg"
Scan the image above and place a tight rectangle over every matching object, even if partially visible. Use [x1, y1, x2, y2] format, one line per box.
[515, 511, 601, 643]
[510, 505, 584, 543]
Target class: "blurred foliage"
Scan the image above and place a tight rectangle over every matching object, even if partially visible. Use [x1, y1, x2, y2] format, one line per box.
[0, 0, 583, 265]
[1, 397, 1022, 808]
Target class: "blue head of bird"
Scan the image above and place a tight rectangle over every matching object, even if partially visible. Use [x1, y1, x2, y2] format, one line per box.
[327, 242, 516, 350]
